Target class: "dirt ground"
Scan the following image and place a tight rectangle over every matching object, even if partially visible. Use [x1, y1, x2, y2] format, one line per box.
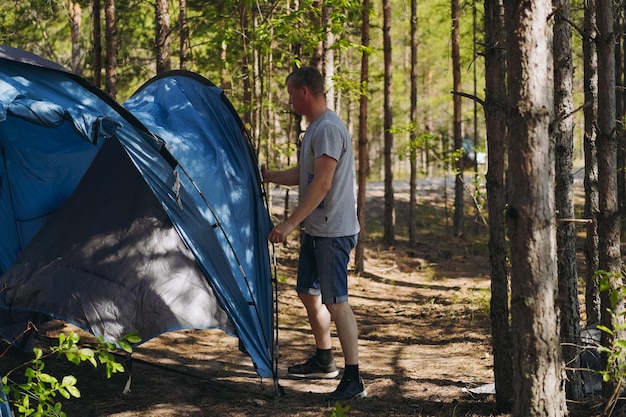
[0, 177, 604, 416]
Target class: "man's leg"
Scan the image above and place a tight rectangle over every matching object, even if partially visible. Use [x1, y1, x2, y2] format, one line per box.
[299, 293, 332, 350]
[325, 301, 358, 365]
[287, 292, 339, 378]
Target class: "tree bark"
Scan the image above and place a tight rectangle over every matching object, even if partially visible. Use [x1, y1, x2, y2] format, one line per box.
[69, 1, 82, 74]
[582, 0, 600, 327]
[451, 0, 464, 238]
[553, 0, 583, 400]
[597, 0, 625, 400]
[382, 0, 395, 245]
[155, 0, 171, 74]
[483, 0, 512, 411]
[355, 0, 370, 273]
[504, 0, 567, 415]
[408, 0, 418, 248]
[92, 0, 102, 88]
[104, 0, 117, 99]
[322, 4, 335, 111]
[179, 0, 189, 70]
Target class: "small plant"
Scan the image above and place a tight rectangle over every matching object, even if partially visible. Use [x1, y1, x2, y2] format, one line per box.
[1, 330, 139, 417]
[594, 270, 626, 417]
[327, 400, 351, 417]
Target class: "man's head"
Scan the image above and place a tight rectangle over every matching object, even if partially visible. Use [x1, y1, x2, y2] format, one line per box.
[286, 66, 325, 96]
[286, 66, 326, 119]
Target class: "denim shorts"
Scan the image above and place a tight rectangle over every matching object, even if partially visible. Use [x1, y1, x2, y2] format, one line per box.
[296, 233, 357, 304]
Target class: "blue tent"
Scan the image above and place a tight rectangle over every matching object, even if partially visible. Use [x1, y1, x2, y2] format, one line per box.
[0, 46, 276, 410]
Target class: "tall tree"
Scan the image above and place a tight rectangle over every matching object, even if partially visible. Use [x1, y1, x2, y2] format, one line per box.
[451, 0, 464, 237]
[582, 0, 600, 327]
[553, 0, 583, 400]
[104, 0, 118, 99]
[504, 0, 567, 415]
[483, 0, 512, 411]
[355, 0, 370, 273]
[68, 0, 81, 74]
[155, 0, 171, 74]
[92, 0, 102, 88]
[322, 4, 335, 110]
[382, 0, 395, 245]
[179, 0, 189, 70]
[597, 0, 625, 401]
[408, 0, 418, 248]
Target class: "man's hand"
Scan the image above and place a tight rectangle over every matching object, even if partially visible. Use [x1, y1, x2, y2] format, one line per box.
[260, 165, 270, 183]
[268, 219, 297, 243]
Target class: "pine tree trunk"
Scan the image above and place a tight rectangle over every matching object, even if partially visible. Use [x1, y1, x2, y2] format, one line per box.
[597, 0, 626, 400]
[553, 0, 583, 400]
[451, 0, 464, 238]
[155, 0, 171, 74]
[92, 0, 102, 88]
[408, 0, 418, 248]
[322, 4, 335, 110]
[582, 0, 600, 327]
[355, 0, 370, 273]
[504, 0, 568, 415]
[69, 1, 82, 74]
[104, 0, 117, 99]
[483, 0, 512, 411]
[382, 0, 395, 245]
[179, 0, 189, 70]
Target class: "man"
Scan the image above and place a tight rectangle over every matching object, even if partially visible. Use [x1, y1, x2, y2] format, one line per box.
[262, 66, 366, 401]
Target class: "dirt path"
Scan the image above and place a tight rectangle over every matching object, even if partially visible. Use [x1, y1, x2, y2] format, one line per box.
[1, 176, 597, 416]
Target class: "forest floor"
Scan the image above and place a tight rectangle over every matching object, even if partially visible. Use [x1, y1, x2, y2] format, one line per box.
[0, 174, 609, 416]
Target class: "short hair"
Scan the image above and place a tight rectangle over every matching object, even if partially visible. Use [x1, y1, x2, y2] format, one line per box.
[286, 66, 325, 96]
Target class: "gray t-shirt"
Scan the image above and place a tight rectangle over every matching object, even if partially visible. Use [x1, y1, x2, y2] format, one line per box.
[298, 111, 360, 237]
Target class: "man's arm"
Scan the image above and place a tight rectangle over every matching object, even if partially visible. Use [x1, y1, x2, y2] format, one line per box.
[261, 165, 299, 186]
[268, 155, 337, 243]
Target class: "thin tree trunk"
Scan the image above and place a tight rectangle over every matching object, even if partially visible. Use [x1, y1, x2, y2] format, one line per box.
[69, 0, 82, 74]
[451, 0, 464, 237]
[309, 0, 323, 69]
[104, 0, 117, 99]
[355, 0, 370, 273]
[583, 0, 600, 327]
[408, 0, 417, 248]
[155, 0, 171, 74]
[382, 0, 395, 245]
[240, 6, 252, 132]
[615, 9, 625, 217]
[504, 0, 567, 415]
[322, 4, 335, 111]
[483, 0, 512, 411]
[597, 0, 625, 401]
[92, 0, 102, 88]
[179, 0, 189, 70]
[553, 0, 583, 400]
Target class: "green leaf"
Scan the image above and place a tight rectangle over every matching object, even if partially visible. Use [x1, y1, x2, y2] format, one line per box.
[596, 325, 614, 336]
[66, 385, 81, 398]
[61, 375, 77, 386]
[33, 348, 43, 360]
[58, 387, 70, 399]
[24, 368, 36, 379]
[38, 372, 58, 384]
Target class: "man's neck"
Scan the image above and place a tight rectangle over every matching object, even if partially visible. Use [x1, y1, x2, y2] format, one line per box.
[307, 101, 330, 123]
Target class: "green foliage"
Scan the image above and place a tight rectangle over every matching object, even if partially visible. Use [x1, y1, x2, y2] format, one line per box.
[1, 331, 139, 417]
[327, 401, 351, 416]
[594, 270, 626, 416]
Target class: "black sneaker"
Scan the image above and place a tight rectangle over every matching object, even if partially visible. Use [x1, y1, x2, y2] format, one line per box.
[326, 376, 367, 401]
[288, 356, 339, 379]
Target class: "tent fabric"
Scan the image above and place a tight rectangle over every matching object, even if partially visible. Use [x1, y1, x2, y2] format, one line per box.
[124, 71, 274, 372]
[0, 45, 275, 383]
